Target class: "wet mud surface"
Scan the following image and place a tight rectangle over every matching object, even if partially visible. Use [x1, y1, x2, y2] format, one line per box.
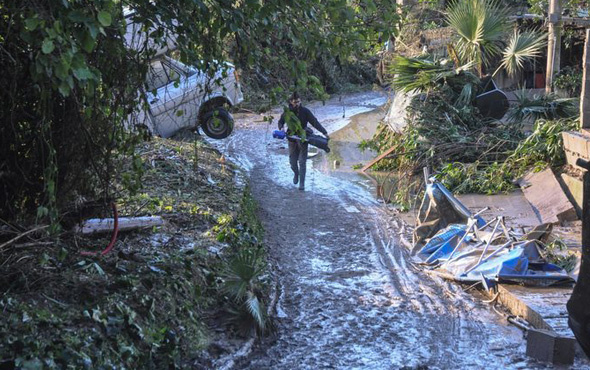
[208, 91, 587, 369]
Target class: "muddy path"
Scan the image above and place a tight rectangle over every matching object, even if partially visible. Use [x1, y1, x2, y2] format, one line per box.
[208, 91, 544, 369]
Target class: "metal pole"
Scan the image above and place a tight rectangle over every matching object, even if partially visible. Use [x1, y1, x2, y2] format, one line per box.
[476, 217, 502, 265]
[444, 218, 476, 263]
[462, 240, 516, 276]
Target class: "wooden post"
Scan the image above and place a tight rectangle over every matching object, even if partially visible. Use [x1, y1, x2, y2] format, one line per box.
[581, 29, 590, 129]
[545, 0, 562, 94]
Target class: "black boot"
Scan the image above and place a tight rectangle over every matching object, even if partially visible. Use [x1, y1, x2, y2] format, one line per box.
[298, 180, 305, 191]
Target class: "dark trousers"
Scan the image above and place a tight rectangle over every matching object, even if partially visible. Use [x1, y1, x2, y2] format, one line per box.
[288, 140, 308, 186]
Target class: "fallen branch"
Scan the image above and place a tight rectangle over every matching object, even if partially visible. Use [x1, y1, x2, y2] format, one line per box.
[360, 145, 399, 172]
[75, 216, 164, 234]
[13, 241, 54, 249]
[0, 225, 49, 252]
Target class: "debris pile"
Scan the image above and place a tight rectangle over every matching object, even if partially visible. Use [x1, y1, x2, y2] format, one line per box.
[412, 179, 575, 287]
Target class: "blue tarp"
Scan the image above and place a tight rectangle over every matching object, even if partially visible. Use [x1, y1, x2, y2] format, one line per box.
[414, 181, 574, 287]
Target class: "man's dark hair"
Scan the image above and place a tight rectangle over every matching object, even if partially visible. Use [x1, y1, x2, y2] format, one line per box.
[290, 91, 300, 101]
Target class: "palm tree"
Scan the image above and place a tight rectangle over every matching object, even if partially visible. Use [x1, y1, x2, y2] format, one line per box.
[498, 30, 547, 77]
[222, 248, 267, 332]
[446, 0, 546, 77]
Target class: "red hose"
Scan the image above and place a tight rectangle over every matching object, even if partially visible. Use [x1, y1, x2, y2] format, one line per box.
[80, 202, 119, 256]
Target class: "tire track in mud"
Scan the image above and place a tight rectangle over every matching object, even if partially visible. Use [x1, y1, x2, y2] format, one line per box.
[243, 176, 425, 369]
[237, 172, 529, 369]
[363, 204, 491, 368]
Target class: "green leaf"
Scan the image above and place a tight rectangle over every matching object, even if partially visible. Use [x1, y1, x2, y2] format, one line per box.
[87, 23, 99, 39]
[46, 27, 57, 39]
[58, 81, 71, 97]
[68, 10, 89, 23]
[246, 292, 265, 329]
[42, 39, 55, 54]
[55, 61, 69, 80]
[97, 11, 112, 27]
[21, 358, 43, 370]
[81, 32, 96, 53]
[73, 67, 93, 80]
[71, 52, 86, 69]
[37, 206, 48, 218]
[24, 18, 40, 31]
[53, 20, 63, 34]
[58, 247, 68, 262]
[93, 262, 105, 275]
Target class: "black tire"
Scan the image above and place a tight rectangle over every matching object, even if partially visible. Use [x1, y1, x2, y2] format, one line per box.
[201, 108, 234, 139]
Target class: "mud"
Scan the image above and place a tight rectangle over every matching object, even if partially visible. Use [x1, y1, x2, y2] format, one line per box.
[208, 91, 589, 369]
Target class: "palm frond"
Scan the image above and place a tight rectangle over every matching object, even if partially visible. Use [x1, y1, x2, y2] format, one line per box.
[222, 248, 265, 301]
[446, 0, 509, 73]
[390, 55, 476, 93]
[246, 291, 266, 329]
[507, 88, 579, 123]
[455, 82, 474, 107]
[221, 247, 268, 331]
[499, 30, 547, 77]
[390, 56, 450, 93]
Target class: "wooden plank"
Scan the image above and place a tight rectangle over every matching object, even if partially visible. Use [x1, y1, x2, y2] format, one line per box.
[360, 146, 398, 172]
[518, 168, 578, 224]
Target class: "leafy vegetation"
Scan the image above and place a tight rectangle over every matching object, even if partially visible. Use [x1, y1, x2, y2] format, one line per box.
[507, 90, 578, 124]
[366, 75, 579, 195]
[363, 0, 575, 203]
[1, 0, 399, 229]
[445, 0, 546, 77]
[0, 134, 270, 367]
[436, 118, 579, 193]
[222, 247, 268, 333]
[390, 55, 478, 94]
[543, 239, 578, 273]
[446, 0, 510, 75]
[527, 0, 587, 16]
[553, 66, 583, 97]
[497, 30, 547, 77]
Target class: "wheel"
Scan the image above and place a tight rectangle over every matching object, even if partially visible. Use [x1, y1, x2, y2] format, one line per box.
[200, 108, 234, 139]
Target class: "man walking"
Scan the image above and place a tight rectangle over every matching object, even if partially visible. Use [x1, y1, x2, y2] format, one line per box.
[277, 92, 329, 191]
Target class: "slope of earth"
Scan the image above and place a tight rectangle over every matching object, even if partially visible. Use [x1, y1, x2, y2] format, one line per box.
[0, 134, 268, 369]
